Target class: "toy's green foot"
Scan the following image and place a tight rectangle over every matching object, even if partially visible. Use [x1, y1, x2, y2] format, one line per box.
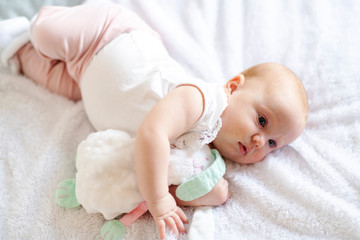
[55, 178, 80, 208]
[101, 220, 126, 240]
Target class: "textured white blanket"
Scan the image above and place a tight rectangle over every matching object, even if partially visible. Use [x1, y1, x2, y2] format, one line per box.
[1, 0, 360, 239]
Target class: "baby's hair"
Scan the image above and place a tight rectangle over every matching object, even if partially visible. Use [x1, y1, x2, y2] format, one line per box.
[242, 62, 309, 122]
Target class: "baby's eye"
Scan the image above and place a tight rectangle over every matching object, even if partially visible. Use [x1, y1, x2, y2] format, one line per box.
[269, 139, 276, 148]
[258, 115, 266, 127]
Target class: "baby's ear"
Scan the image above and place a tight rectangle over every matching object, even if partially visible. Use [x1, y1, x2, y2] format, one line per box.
[225, 74, 245, 94]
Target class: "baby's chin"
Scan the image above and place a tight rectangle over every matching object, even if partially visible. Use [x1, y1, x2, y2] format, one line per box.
[226, 154, 265, 165]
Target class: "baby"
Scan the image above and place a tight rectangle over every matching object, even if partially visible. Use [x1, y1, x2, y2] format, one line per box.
[1, 3, 308, 239]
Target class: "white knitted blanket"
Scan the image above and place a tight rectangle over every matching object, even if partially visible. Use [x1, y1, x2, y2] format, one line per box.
[1, 0, 359, 239]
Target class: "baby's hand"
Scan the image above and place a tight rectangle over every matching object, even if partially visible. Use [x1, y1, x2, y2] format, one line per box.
[147, 193, 188, 239]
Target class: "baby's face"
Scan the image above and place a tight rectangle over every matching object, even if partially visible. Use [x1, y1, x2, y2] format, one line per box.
[212, 74, 306, 164]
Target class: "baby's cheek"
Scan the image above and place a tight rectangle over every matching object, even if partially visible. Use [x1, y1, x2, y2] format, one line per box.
[261, 147, 278, 160]
[251, 149, 269, 163]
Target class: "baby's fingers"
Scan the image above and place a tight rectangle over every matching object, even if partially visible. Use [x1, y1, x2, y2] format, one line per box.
[176, 207, 188, 224]
[172, 214, 186, 235]
[165, 217, 179, 237]
[156, 219, 166, 240]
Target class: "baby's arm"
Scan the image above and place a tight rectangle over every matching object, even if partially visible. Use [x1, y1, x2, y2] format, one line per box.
[169, 177, 230, 207]
[134, 85, 204, 239]
[170, 177, 230, 207]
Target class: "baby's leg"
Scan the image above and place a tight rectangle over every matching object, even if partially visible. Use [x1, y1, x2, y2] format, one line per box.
[24, 4, 154, 101]
[16, 42, 81, 100]
[15, 5, 116, 100]
[22, 5, 99, 100]
[29, 4, 155, 81]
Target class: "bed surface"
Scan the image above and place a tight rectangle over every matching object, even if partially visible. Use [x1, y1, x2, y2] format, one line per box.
[1, 0, 360, 239]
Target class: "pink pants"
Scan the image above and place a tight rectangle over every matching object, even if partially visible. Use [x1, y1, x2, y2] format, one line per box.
[16, 4, 156, 100]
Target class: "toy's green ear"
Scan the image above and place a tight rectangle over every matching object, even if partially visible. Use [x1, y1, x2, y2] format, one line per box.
[176, 149, 226, 201]
[55, 178, 80, 208]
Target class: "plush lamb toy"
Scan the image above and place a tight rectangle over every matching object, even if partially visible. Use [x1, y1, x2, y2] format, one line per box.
[56, 129, 225, 239]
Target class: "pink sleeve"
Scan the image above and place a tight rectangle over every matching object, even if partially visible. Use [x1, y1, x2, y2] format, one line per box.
[30, 4, 157, 82]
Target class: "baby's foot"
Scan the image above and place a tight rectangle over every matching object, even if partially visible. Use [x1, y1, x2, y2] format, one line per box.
[0, 17, 30, 72]
[0, 17, 29, 49]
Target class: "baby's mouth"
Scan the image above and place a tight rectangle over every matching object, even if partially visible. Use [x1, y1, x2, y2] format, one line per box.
[238, 142, 247, 155]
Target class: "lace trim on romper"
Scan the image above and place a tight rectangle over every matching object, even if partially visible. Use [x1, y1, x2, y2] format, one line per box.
[171, 80, 227, 150]
[173, 118, 222, 150]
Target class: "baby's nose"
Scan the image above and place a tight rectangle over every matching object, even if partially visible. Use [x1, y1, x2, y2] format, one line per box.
[253, 134, 265, 148]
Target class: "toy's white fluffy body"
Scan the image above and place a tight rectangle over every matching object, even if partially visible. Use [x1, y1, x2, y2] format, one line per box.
[76, 130, 140, 219]
[75, 129, 213, 220]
